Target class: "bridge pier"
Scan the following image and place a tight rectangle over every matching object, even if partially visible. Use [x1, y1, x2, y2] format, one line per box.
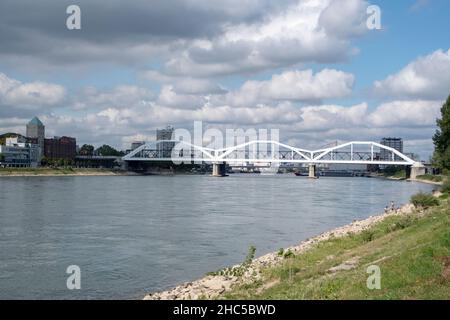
[212, 162, 228, 177]
[308, 164, 318, 179]
[407, 162, 426, 180]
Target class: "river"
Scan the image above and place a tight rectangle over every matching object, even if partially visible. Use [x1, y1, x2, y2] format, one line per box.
[0, 175, 435, 299]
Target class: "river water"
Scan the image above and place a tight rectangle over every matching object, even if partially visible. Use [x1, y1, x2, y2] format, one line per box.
[0, 175, 434, 299]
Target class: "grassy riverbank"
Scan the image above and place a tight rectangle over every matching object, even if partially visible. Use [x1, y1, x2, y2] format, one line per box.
[416, 174, 445, 183]
[223, 194, 450, 300]
[0, 167, 126, 176]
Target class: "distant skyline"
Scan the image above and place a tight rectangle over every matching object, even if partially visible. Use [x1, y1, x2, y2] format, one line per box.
[1, 0, 449, 159]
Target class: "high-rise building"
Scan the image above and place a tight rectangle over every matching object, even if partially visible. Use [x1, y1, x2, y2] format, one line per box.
[156, 126, 174, 141]
[380, 137, 403, 161]
[156, 126, 175, 158]
[26, 117, 45, 161]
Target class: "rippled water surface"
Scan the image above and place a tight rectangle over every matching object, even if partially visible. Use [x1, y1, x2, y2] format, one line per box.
[0, 175, 434, 299]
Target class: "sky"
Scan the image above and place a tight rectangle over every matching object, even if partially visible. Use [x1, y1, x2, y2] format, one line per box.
[0, 0, 449, 159]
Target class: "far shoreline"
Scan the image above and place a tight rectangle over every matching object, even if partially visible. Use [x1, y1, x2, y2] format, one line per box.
[0, 170, 445, 185]
[0, 168, 133, 177]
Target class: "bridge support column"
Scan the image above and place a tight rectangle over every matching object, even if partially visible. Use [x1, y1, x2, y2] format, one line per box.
[308, 164, 318, 179]
[212, 162, 228, 177]
[408, 162, 426, 180]
[405, 165, 411, 180]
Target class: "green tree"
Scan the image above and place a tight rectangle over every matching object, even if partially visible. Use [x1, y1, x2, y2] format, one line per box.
[41, 156, 49, 167]
[433, 95, 450, 170]
[0, 153, 5, 163]
[57, 159, 65, 167]
[95, 144, 124, 156]
[79, 144, 95, 156]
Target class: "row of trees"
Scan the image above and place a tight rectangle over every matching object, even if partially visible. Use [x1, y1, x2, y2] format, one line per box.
[433, 95, 450, 171]
[37, 144, 124, 167]
[41, 157, 74, 167]
[78, 144, 125, 157]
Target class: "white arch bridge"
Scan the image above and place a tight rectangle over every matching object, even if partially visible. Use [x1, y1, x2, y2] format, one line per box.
[123, 140, 424, 178]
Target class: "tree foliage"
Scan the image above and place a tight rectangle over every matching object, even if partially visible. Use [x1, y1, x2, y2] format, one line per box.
[79, 144, 95, 156]
[433, 95, 450, 170]
[94, 144, 124, 156]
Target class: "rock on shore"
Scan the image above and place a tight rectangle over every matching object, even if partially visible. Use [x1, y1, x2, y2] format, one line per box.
[143, 203, 415, 300]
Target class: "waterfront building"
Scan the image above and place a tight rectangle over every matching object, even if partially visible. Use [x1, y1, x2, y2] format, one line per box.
[0, 137, 40, 167]
[44, 136, 77, 160]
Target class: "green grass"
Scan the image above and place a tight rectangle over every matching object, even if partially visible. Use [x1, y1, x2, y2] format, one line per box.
[223, 199, 450, 300]
[416, 174, 444, 183]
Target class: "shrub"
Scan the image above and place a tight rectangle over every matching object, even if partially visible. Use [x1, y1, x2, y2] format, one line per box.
[283, 249, 295, 259]
[361, 230, 375, 243]
[277, 248, 284, 257]
[386, 216, 417, 233]
[411, 192, 439, 209]
[442, 178, 450, 194]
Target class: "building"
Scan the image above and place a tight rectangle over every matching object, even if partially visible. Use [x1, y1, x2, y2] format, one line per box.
[44, 136, 77, 160]
[131, 141, 145, 150]
[0, 137, 40, 168]
[156, 126, 174, 141]
[380, 137, 403, 161]
[26, 117, 45, 161]
[156, 126, 175, 158]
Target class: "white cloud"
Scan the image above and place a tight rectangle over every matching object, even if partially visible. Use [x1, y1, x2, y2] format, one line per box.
[224, 69, 354, 106]
[72, 85, 154, 110]
[368, 100, 441, 127]
[164, 0, 369, 77]
[156, 85, 207, 109]
[295, 103, 367, 131]
[142, 70, 226, 95]
[373, 49, 450, 100]
[0, 73, 66, 109]
[318, 0, 369, 38]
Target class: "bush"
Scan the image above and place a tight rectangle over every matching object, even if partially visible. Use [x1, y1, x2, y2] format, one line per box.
[283, 249, 295, 259]
[361, 230, 375, 243]
[411, 192, 439, 209]
[277, 248, 284, 257]
[386, 216, 417, 233]
[442, 178, 450, 194]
